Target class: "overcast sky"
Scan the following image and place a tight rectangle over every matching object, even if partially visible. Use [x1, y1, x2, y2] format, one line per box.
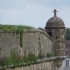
[0, 0, 70, 28]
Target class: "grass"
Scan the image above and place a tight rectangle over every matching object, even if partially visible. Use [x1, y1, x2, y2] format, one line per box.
[0, 25, 33, 47]
[0, 53, 38, 67]
[0, 24, 33, 32]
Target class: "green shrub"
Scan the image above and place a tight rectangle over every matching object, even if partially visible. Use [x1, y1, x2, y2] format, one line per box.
[2, 50, 21, 66]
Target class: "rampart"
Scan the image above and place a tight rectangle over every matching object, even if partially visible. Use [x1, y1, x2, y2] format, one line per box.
[0, 29, 53, 59]
[0, 29, 66, 70]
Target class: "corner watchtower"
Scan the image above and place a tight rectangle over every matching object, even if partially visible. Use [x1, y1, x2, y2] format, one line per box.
[45, 9, 65, 56]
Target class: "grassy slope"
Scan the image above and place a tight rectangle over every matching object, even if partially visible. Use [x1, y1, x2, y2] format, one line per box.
[0, 25, 33, 31]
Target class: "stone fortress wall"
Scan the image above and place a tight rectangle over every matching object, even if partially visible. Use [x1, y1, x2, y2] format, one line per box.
[0, 32, 20, 60]
[23, 29, 53, 57]
[0, 29, 53, 59]
[0, 28, 65, 70]
[3, 56, 66, 70]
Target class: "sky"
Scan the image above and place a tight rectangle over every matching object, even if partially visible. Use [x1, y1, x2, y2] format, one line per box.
[0, 0, 70, 28]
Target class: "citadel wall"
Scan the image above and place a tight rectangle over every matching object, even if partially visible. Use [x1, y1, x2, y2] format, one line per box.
[0, 29, 53, 59]
[0, 32, 20, 60]
[22, 30, 53, 57]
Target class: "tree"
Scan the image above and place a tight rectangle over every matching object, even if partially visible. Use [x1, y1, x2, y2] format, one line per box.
[65, 28, 70, 40]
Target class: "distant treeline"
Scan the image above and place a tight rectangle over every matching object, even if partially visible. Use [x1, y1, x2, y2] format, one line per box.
[65, 28, 70, 40]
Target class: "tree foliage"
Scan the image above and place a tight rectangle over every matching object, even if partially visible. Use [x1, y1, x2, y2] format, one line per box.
[65, 28, 70, 40]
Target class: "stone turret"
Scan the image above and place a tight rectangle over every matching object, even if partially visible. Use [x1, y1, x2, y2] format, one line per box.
[45, 9, 65, 56]
[45, 9, 65, 70]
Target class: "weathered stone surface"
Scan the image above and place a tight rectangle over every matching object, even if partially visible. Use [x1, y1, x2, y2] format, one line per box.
[0, 32, 20, 59]
[6, 61, 54, 70]
[0, 29, 53, 59]
[22, 30, 53, 57]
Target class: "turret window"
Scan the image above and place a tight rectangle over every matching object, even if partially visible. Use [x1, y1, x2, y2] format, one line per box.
[48, 32, 52, 37]
[56, 36, 60, 39]
[56, 36, 57, 39]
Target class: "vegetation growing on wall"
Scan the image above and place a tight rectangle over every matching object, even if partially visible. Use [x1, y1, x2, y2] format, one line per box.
[20, 32, 23, 47]
[23, 54, 38, 63]
[0, 53, 38, 67]
[16, 29, 23, 47]
[0, 50, 20, 66]
[0, 25, 33, 47]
